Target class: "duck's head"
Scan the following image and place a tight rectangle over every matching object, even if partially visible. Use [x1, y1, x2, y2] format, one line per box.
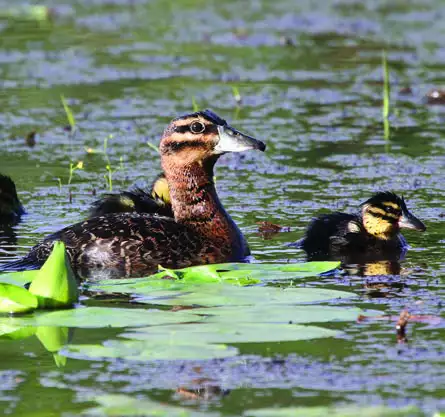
[361, 191, 426, 239]
[159, 109, 265, 167]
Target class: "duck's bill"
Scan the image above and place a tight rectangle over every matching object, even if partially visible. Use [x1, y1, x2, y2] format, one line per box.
[214, 125, 266, 154]
[399, 212, 426, 232]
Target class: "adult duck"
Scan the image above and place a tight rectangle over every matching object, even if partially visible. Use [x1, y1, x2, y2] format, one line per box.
[1, 110, 265, 278]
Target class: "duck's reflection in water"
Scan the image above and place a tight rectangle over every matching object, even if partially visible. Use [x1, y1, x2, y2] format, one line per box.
[342, 260, 409, 298]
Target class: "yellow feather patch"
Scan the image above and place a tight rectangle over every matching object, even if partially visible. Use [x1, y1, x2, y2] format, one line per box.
[347, 221, 361, 233]
[119, 196, 135, 208]
[152, 177, 170, 204]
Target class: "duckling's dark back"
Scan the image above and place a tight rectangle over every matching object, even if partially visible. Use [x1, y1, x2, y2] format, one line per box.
[298, 212, 358, 258]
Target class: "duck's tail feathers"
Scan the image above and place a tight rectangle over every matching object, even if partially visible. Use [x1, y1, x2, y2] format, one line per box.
[287, 238, 304, 249]
[0, 256, 41, 272]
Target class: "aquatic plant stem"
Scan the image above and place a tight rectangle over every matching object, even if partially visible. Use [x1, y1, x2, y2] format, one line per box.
[382, 50, 390, 141]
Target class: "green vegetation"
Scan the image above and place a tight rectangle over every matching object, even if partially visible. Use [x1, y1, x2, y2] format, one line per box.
[382, 50, 390, 140]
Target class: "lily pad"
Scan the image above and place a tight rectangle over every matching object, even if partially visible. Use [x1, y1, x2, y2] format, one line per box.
[0, 306, 202, 329]
[0, 283, 38, 314]
[0, 270, 38, 287]
[244, 405, 423, 417]
[83, 393, 219, 416]
[87, 261, 341, 295]
[121, 322, 340, 344]
[135, 284, 357, 308]
[64, 339, 238, 362]
[183, 305, 375, 324]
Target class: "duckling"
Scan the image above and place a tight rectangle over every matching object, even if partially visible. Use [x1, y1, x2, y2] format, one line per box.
[1, 110, 265, 278]
[0, 174, 25, 226]
[88, 174, 173, 218]
[293, 192, 426, 262]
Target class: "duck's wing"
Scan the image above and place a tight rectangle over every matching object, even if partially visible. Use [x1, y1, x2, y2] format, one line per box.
[0, 213, 202, 277]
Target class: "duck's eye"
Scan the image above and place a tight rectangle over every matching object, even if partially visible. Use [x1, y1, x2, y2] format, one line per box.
[385, 206, 392, 213]
[190, 121, 205, 134]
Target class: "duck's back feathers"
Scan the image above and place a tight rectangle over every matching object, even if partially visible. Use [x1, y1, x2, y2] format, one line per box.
[0, 212, 224, 278]
[298, 212, 359, 257]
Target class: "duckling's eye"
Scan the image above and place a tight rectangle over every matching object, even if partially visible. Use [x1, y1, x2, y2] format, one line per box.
[190, 121, 205, 134]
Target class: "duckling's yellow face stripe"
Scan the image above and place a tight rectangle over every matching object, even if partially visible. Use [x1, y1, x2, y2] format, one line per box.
[382, 201, 400, 210]
[361, 203, 400, 239]
[367, 207, 399, 219]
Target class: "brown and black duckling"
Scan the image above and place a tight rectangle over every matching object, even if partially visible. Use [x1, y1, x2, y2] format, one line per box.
[88, 174, 173, 218]
[1, 110, 265, 278]
[0, 174, 25, 226]
[292, 192, 426, 263]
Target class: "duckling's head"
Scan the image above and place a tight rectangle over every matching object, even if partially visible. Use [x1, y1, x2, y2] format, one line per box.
[0, 174, 25, 221]
[150, 173, 170, 205]
[159, 109, 265, 167]
[361, 192, 426, 240]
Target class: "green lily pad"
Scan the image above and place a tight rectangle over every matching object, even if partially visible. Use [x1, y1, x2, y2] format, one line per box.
[87, 261, 340, 295]
[151, 261, 340, 282]
[0, 306, 203, 329]
[29, 241, 79, 309]
[83, 394, 219, 416]
[183, 305, 375, 324]
[244, 405, 423, 417]
[0, 283, 38, 314]
[121, 322, 340, 344]
[136, 284, 356, 307]
[64, 339, 238, 362]
[0, 270, 38, 287]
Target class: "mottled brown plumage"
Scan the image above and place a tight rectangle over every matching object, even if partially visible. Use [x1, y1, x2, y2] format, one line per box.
[1, 110, 265, 278]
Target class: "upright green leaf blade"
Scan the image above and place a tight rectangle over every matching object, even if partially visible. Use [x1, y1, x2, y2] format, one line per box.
[28, 241, 79, 309]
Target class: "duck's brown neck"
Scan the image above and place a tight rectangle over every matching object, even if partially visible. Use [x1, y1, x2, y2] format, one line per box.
[161, 156, 246, 257]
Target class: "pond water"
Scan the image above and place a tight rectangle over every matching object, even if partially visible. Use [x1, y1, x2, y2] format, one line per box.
[0, 0, 444, 416]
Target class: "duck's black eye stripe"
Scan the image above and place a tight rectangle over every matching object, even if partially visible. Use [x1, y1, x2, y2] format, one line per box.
[174, 125, 218, 134]
[368, 211, 398, 222]
[164, 141, 206, 151]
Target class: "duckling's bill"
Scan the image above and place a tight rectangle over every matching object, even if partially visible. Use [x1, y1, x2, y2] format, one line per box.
[398, 211, 426, 231]
[214, 125, 265, 154]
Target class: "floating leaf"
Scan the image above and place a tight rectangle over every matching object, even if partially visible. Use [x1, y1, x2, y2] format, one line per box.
[122, 322, 340, 345]
[29, 241, 79, 309]
[0, 306, 203, 329]
[183, 305, 376, 325]
[64, 339, 238, 362]
[244, 405, 423, 417]
[83, 394, 218, 416]
[0, 283, 38, 314]
[0, 270, 38, 287]
[135, 284, 356, 308]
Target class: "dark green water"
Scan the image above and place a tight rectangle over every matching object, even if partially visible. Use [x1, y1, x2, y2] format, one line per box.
[0, 0, 444, 416]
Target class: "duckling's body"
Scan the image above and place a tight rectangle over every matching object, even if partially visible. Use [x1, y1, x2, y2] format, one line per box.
[0, 174, 25, 226]
[89, 174, 173, 219]
[295, 192, 425, 262]
[1, 110, 264, 278]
